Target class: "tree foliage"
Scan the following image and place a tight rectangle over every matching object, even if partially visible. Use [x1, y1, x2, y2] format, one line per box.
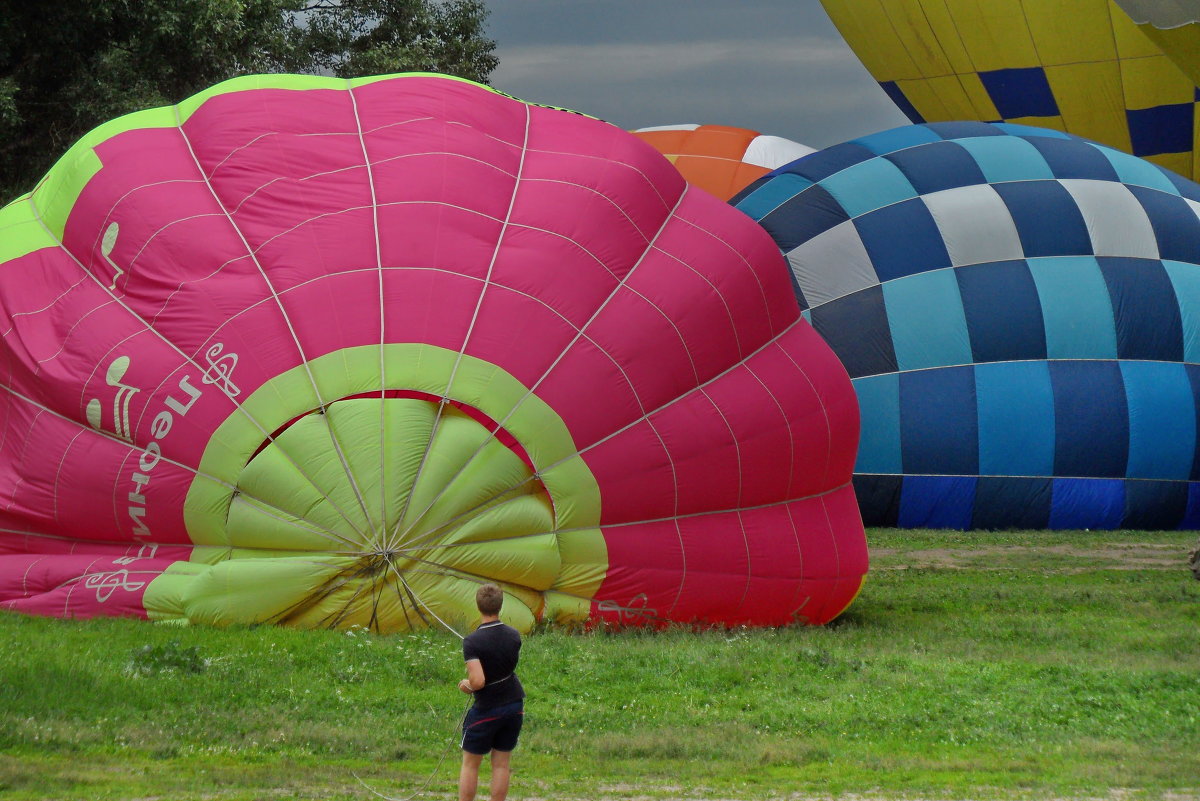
[0, 0, 497, 202]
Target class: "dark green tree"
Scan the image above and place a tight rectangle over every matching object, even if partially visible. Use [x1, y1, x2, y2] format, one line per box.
[0, 0, 497, 202]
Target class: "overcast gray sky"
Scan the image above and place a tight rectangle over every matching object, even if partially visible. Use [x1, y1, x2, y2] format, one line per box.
[485, 0, 909, 150]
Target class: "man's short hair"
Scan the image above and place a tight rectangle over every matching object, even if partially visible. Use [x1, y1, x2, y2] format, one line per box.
[476, 583, 503, 616]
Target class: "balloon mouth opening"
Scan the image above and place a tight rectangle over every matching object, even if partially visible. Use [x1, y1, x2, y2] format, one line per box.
[247, 388, 536, 472]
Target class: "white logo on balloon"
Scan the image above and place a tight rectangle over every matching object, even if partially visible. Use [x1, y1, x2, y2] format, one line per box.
[85, 356, 139, 441]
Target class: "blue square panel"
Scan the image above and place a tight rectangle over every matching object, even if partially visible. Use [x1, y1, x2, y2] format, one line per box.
[1126, 103, 1194, 157]
[898, 476, 977, 529]
[979, 68, 1059, 119]
[1049, 478, 1125, 529]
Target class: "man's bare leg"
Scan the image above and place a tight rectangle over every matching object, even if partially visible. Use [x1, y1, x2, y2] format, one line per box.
[458, 751, 484, 801]
[489, 750, 512, 801]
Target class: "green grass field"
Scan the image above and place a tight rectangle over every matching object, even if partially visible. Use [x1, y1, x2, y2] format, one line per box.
[1, 528, 1197, 800]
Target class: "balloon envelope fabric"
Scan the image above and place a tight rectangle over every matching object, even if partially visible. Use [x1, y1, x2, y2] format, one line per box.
[733, 120, 1200, 531]
[820, 0, 1200, 181]
[1116, 0, 1200, 87]
[633, 124, 816, 201]
[0, 74, 865, 631]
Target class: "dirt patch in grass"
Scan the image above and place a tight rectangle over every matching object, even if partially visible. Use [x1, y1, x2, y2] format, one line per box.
[871, 542, 1190, 572]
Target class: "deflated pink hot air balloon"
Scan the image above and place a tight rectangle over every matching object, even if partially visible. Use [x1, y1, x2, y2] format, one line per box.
[0, 74, 865, 632]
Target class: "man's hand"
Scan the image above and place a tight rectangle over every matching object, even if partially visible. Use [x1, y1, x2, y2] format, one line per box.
[458, 678, 475, 694]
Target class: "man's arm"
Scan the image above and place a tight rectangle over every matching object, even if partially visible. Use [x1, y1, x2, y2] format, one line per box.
[458, 658, 485, 694]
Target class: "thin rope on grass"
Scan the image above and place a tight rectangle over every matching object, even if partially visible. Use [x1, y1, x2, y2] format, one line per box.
[352, 701, 471, 801]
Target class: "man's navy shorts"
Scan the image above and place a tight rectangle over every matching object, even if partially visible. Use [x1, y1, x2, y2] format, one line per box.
[461, 700, 524, 754]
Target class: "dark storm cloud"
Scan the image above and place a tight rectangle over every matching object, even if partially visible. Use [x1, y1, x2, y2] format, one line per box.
[485, 0, 908, 148]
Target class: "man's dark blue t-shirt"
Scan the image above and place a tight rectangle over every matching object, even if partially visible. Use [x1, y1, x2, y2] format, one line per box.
[462, 621, 525, 710]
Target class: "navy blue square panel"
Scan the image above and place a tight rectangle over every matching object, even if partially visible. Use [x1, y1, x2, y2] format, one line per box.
[1050, 361, 1129, 479]
[782, 142, 877, 183]
[1097, 258, 1184, 362]
[992, 180, 1091, 258]
[809, 286, 897, 378]
[956, 260, 1047, 363]
[853, 474, 902, 527]
[759, 184, 849, 252]
[979, 68, 1060, 119]
[900, 365, 978, 476]
[971, 477, 1053, 530]
[1127, 103, 1194, 157]
[898, 476, 977, 529]
[923, 121, 1006, 140]
[1049, 477, 1125, 529]
[1024, 135, 1121, 181]
[1180, 483, 1200, 528]
[854, 197, 951, 282]
[884, 141, 987, 195]
[879, 81, 925, 124]
[1127, 185, 1200, 264]
[1123, 479, 1189, 529]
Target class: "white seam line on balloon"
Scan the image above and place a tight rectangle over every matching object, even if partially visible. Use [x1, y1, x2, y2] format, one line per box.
[3, 276, 92, 338]
[696, 385, 753, 616]
[2, 406, 43, 511]
[520, 177, 656, 252]
[675, 214, 776, 340]
[145, 256, 258, 329]
[545, 315, 807, 476]
[0, 357, 11, 467]
[0, 378, 365, 554]
[817, 494, 842, 624]
[443, 120, 674, 211]
[391, 102, 533, 554]
[781, 502, 809, 618]
[27, 295, 120, 373]
[171, 104, 378, 544]
[115, 213, 228, 275]
[361, 115, 437, 139]
[22, 169, 373, 548]
[744, 360, 797, 500]
[233, 192, 664, 286]
[227, 149, 517, 217]
[347, 80, 388, 552]
[19, 556, 43, 599]
[201, 127, 403, 181]
[775, 342, 836, 489]
[87, 178, 207, 255]
[651, 242, 744, 361]
[50, 428, 88, 525]
[393, 176, 690, 551]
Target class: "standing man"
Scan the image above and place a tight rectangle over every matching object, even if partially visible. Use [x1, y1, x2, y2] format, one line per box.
[457, 583, 525, 801]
